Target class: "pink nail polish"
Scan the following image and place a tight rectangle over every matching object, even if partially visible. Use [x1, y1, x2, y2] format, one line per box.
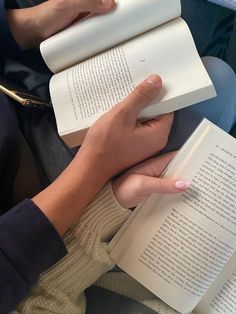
[175, 180, 191, 190]
[101, 0, 110, 6]
[146, 74, 161, 87]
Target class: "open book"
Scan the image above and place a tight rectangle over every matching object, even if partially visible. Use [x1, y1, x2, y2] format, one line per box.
[40, 0, 216, 147]
[109, 119, 236, 314]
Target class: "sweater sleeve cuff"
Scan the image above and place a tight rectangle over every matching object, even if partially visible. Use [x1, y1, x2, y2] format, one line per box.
[78, 183, 131, 241]
[0, 199, 67, 285]
[0, 0, 21, 57]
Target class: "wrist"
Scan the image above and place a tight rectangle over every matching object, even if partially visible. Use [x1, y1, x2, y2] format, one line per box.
[32, 151, 109, 236]
[6, 7, 42, 48]
[75, 148, 111, 187]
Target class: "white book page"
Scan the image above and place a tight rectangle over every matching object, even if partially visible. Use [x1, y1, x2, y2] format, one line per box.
[194, 253, 236, 314]
[40, 0, 181, 73]
[110, 120, 236, 314]
[50, 18, 215, 141]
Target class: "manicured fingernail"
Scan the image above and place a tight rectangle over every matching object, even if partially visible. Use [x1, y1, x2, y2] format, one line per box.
[146, 74, 162, 87]
[101, 0, 110, 6]
[175, 180, 191, 190]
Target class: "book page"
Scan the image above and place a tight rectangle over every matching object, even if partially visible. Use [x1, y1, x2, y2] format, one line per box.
[110, 120, 236, 314]
[194, 253, 236, 314]
[50, 18, 215, 145]
[40, 0, 181, 73]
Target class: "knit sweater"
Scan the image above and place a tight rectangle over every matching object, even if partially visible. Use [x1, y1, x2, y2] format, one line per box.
[15, 184, 179, 314]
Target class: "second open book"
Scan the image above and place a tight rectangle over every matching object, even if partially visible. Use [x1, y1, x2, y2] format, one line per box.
[41, 0, 216, 147]
[109, 119, 236, 314]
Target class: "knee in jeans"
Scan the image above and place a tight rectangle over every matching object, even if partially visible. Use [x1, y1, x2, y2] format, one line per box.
[201, 56, 236, 96]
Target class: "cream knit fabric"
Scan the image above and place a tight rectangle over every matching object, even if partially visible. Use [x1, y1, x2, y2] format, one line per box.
[16, 183, 179, 314]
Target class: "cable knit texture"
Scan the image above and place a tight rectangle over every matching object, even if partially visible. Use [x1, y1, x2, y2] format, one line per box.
[15, 183, 180, 314]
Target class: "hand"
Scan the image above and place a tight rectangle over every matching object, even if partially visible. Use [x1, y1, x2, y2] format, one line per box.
[112, 152, 191, 208]
[33, 74, 173, 235]
[79, 74, 174, 184]
[6, 0, 115, 48]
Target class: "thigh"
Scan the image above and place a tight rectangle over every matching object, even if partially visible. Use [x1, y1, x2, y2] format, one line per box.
[164, 57, 236, 152]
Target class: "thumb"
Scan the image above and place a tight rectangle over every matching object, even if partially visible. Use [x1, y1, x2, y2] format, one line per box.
[118, 75, 162, 122]
[141, 177, 191, 195]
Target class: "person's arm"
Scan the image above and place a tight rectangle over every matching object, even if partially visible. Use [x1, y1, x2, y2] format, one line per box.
[16, 154, 190, 313]
[0, 2, 175, 313]
[0, 200, 67, 314]
[32, 75, 172, 236]
[5, 0, 116, 49]
[16, 183, 130, 314]
[0, 75, 173, 313]
[1, 0, 115, 58]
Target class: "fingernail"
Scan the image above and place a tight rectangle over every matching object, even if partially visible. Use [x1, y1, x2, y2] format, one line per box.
[146, 74, 162, 87]
[175, 180, 191, 190]
[100, 0, 110, 6]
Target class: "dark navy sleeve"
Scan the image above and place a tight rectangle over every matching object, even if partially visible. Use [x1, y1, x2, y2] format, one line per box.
[0, 199, 67, 313]
[0, 0, 21, 58]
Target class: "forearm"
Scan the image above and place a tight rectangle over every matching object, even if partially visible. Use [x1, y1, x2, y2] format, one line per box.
[5, 0, 115, 49]
[32, 151, 108, 236]
[5, 7, 40, 49]
[5, 0, 69, 49]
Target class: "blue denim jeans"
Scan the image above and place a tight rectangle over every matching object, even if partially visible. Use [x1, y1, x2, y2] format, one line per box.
[164, 56, 236, 152]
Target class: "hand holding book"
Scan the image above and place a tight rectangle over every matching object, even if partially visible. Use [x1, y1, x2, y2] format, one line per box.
[40, 0, 216, 147]
[110, 119, 236, 314]
[79, 74, 174, 181]
[6, 0, 115, 48]
[32, 73, 178, 236]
